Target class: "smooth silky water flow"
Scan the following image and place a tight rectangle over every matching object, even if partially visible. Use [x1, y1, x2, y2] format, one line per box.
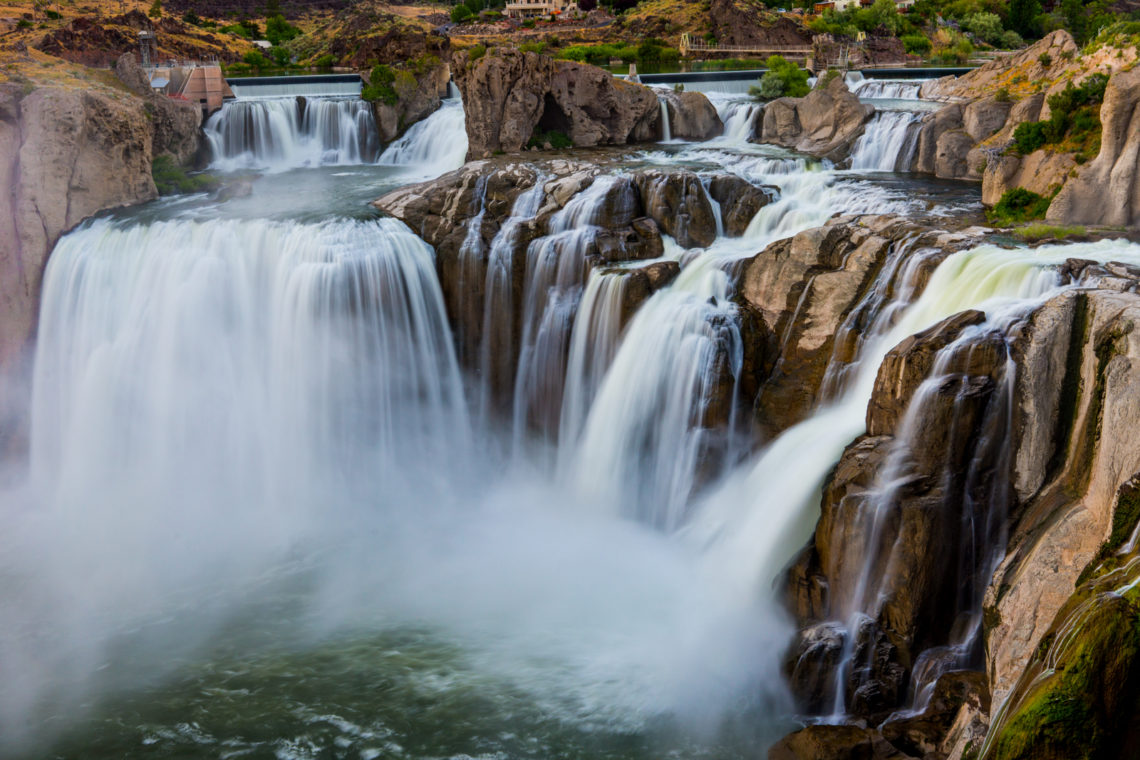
[8, 83, 1137, 760]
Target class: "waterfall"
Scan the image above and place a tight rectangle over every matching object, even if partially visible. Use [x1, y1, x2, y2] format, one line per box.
[204, 97, 381, 172]
[512, 176, 632, 445]
[558, 269, 637, 462]
[848, 111, 924, 172]
[478, 176, 548, 421]
[379, 99, 468, 178]
[658, 96, 672, 142]
[31, 216, 468, 494]
[565, 253, 742, 531]
[847, 74, 925, 100]
[705, 95, 761, 148]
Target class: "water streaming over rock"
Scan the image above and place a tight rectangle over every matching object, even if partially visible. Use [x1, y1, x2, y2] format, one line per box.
[378, 99, 469, 177]
[849, 110, 924, 172]
[847, 75, 925, 100]
[204, 97, 381, 171]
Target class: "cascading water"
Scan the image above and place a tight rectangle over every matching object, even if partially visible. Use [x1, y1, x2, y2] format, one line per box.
[204, 97, 381, 171]
[512, 175, 633, 445]
[848, 77, 925, 100]
[849, 111, 924, 172]
[658, 95, 673, 141]
[378, 99, 468, 177]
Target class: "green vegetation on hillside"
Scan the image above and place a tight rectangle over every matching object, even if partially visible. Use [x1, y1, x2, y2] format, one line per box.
[748, 55, 809, 100]
[1011, 73, 1107, 162]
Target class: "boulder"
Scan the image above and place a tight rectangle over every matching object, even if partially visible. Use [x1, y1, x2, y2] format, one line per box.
[450, 47, 659, 158]
[756, 74, 874, 162]
[982, 149, 1076, 207]
[1047, 66, 1140, 227]
[631, 170, 718, 248]
[658, 89, 724, 140]
[768, 725, 876, 760]
[706, 174, 776, 236]
[879, 670, 989, 757]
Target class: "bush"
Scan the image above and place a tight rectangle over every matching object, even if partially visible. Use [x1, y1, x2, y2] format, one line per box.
[16, 18, 31, 28]
[1000, 30, 1024, 48]
[313, 53, 335, 68]
[1038, 52, 1053, 66]
[749, 55, 810, 101]
[269, 46, 291, 66]
[521, 18, 535, 27]
[152, 156, 219, 196]
[519, 41, 547, 54]
[902, 34, 932, 54]
[963, 12, 1004, 44]
[148, 0, 162, 18]
[469, 43, 487, 61]
[45, 8, 60, 19]
[451, 4, 472, 22]
[265, 15, 300, 45]
[182, 9, 201, 25]
[242, 50, 270, 68]
[994, 86, 1012, 102]
[362, 64, 398, 104]
[988, 187, 1052, 224]
[1013, 120, 1047, 154]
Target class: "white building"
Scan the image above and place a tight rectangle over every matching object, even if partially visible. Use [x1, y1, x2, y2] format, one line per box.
[504, 0, 578, 19]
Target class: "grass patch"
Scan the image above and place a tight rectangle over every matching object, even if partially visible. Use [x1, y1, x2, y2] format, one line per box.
[527, 128, 572, 149]
[1014, 224, 1087, 241]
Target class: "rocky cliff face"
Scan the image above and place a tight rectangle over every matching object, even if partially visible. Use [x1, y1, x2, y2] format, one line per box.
[0, 59, 202, 450]
[368, 62, 451, 145]
[909, 32, 1140, 228]
[772, 247, 1140, 759]
[755, 74, 873, 163]
[1047, 67, 1140, 227]
[450, 47, 722, 158]
[373, 159, 772, 415]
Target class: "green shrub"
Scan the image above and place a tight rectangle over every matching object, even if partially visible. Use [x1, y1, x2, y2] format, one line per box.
[469, 43, 487, 61]
[451, 4, 472, 22]
[1013, 120, 1047, 154]
[988, 187, 1052, 224]
[222, 23, 251, 38]
[1000, 30, 1024, 49]
[995, 86, 1012, 102]
[362, 64, 398, 105]
[522, 18, 535, 27]
[749, 55, 810, 101]
[265, 14, 300, 45]
[242, 50, 270, 68]
[16, 18, 31, 28]
[152, 156, 219, 196]
[519, 41, 547, 54]
[963, 12, 1004, 44]
[45, 8, 61, 19]
[901, 34, 932, 54]
[182, 9, 201, 25]
[1038, 51, 1053, 66]
[313, 53, 335, 68]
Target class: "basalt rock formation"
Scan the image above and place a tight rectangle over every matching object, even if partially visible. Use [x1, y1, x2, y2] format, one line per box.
[37, 10, 241, 66]
[910, 31, 1140, 227]
[774, 248, 1140, 759]
[374, 160, 772, 419]
[450, 47, 721, 158]
[1047, 66, 1140, 228]
[755, 74, 873, 163]
[367, 61, 451, 145]
[0, 62, 201, 449]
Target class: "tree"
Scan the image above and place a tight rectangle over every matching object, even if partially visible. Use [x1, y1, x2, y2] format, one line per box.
[450, 4, 472, 22]
[147, 0, 161, 18]
[963, 11, 1004, 43]
[1008, 0, 1042, 38]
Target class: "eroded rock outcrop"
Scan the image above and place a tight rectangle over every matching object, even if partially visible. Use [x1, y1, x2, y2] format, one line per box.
[0, 65, 202, 449]
[373, 159, 770, 413]
[450, 47, 720, 158]
[755, 74, 873, 163]
[1047, 67, 1140, 227]
[776, 250, 1140, 759]
[659, 89, 724, 141]
[368, 61, 451, 145]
